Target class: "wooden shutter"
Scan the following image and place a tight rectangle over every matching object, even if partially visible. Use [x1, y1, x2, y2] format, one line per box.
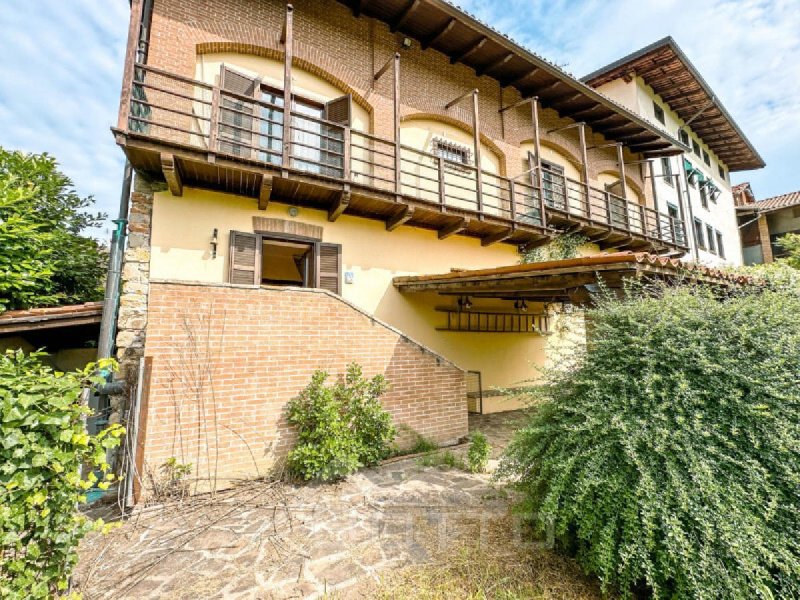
[218, 66, 259, 157]
[316, 243, 341, 294]
[323, 94, 351, 126]
[228, 231, 260, 285]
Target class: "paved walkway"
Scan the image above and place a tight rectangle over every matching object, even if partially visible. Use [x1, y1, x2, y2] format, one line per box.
[75, 411, 532, 599]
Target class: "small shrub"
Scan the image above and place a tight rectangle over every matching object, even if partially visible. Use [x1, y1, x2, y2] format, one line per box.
[407, 430, 438, 455]
[499, 284, 800, 599]
[0, 350, 124, 599]
[466, 431, 491, 473]
[287, 363, 395, 481]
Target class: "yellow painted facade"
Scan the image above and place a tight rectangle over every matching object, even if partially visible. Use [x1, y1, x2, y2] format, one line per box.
[149, 187, 554, 390]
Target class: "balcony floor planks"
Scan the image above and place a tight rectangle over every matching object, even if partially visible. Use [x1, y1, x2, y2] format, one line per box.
[118, 133, 676, 251]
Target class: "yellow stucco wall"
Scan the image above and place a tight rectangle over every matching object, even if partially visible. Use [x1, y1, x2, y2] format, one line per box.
[149, 187, 550, 389]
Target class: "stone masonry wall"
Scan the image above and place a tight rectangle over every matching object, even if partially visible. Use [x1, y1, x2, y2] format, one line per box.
[138, 281, 467, 495]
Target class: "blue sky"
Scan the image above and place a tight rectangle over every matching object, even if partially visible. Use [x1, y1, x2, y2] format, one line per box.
[0, 0, 797, 240]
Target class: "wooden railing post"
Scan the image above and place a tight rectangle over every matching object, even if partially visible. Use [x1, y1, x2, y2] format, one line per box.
[342, 126, 351, 181]
[438, 156, 446, 211]
[508, 179, 517, 222]
[207, 87, 220, 159]
[281, 4, 294, 170]
[393, 54, 401, 199]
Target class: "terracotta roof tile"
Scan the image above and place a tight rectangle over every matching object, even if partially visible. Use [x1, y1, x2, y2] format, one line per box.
[753, 190, 800, 213]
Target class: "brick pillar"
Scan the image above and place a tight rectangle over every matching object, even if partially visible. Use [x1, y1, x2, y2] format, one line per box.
[758, 215, 773, 263]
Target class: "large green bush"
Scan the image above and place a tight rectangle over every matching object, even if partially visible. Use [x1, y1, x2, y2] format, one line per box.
[287, 363, 395, 481]
[499, 284, 800, 599]
[0, 350, 124, 598]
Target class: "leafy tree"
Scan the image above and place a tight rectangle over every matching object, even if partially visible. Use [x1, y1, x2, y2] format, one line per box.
[0, 147, 107, 311]
[776, 232, 800, 269]
[499, 283, 800, 599]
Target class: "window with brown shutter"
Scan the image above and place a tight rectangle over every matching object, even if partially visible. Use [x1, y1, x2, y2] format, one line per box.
[228, 231, 260, 285]
[324, 95, 351, 127]
[316, 243, 342, 295]
[228, 231, 342, 295]
[218, 66, 259, 158]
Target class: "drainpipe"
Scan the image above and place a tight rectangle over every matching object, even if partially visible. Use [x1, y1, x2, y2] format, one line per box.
[97, 0, 154, 366]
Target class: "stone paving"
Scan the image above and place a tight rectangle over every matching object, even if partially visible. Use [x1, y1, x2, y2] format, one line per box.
[75, 410, 529, 599]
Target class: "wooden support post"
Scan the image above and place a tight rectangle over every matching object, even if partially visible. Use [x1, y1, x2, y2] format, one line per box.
[258, 176, 273, 210]
[472, 89, 483, 217]
[393, 53, 401, 199]
[386, 205, 414, 231]
[578, 123, 590, 214]
[328, 187, 351, 221]
[648, 160, 661, 239]
[616, 143, 627, 200]
[481, 227, 513, 247]
[118, 0, 144, 131]
[281, 4, 294, 170]
[531, 97, 545, 228]
[161, 154, 183, 196]
[438, 218, 468, 240]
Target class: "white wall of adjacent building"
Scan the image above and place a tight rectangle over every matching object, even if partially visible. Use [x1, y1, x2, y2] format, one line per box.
[594, 76, 743, 266]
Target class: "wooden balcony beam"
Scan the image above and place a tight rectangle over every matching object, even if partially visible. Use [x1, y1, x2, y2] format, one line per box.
[481, 227, 514, 247]
[386, 205, 415, 231]
[438, 218, 468, 240]
[161, 153, 183, 196]
[258, 176, 273, 210]
[328, 187, 351, 221]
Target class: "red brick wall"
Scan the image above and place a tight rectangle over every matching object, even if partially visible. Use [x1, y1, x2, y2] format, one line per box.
[140, 280, 467, 492]
[142, 0, 650, 201]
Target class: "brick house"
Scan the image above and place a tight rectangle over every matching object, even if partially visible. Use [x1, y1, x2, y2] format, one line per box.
[104, 0, 759, 499]
[735, 183, 800, 264]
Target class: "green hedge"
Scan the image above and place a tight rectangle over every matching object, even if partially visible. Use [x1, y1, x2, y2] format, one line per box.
[500, 284, 800, 599]
[0, 350, 123, 598]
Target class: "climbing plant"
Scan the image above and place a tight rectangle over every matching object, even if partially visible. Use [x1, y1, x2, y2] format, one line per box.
[519, 232, 588, 264]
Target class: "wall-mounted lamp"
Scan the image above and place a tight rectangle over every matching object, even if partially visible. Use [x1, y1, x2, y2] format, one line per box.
[401, 37, 413, 49]
[513, 299, 528, 312]
[287, 206, 299, 217]
[211, 228, 218, 259]
[457, 296, 473, 311]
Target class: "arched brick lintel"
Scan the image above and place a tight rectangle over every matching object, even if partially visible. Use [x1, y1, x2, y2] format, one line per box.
[401, 112, 508, 176]
[196, 42, 374, 119]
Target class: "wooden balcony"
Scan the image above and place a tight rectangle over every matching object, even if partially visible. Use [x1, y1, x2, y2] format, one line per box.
[114, 64, 688, 252]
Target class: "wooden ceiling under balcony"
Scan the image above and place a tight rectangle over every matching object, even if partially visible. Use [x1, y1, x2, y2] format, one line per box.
[340, 0, 683, 157]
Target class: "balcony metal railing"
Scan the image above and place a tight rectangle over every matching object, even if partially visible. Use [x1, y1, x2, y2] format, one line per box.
[124, 64, 687, 248]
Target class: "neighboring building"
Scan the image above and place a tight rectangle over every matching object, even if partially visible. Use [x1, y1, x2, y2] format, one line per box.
[583, 37, 765, 267]
[107, 0, 754, 497]
[735, 183, 800, 264]
[0, 302, 102, 371]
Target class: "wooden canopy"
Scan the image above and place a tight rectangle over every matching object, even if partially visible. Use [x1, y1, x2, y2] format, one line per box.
[336, 0, 684, 157]
[393, 252, 754, 303]
[583, 37, 764, 172]
[0, 302, 104, 335]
